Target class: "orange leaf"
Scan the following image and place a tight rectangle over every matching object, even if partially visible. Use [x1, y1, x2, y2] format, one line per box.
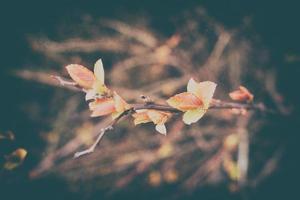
[89, 98, 116, 117]
[147, 110, 171, 125]
[66, 64, 95, 89]
[113, 92, 131, 113]
[167, 92, 203, 111]
[132, 111, 151, 125]
[229, 86, 254, 102]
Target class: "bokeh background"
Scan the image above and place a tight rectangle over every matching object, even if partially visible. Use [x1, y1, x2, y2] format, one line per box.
[0, 0, 299, 200]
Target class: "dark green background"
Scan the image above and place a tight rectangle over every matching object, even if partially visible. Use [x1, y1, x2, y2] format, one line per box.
[0, 0, 299, 199]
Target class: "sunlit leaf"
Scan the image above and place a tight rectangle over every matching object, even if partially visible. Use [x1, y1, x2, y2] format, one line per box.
[132, 110, 170, 134]
[132, 110, 151, 125]
[187, 78, 199, 95]
[113, 92, 130, 113]
[147, 110, 170, 124]
[155, 124, 167, 135]
[167, 92, 203, 111]
[182, 108, 206, 125]
[65, 64, 95, 89]
[89, 98, 116, 117]
[94, 59, 105, 84]
[187, 79, 217, 108]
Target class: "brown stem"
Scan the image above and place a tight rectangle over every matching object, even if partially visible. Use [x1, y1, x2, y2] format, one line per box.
[52, 76, 270, 113]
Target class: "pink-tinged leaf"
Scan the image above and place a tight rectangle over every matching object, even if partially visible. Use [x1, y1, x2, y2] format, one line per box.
[113, 92, 131, 113]
[89, 98, 116, 117]
[187, 79, 217, 108]
[147, 110, 171, 125]
[132, 111, 151, 125]
[66, 64, 95, 89]
[229, 86, 254, 102]
[167, 92, 203, 111]
[182, 108, 206, 125]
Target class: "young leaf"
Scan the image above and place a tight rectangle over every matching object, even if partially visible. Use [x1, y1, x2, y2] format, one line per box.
[167, 92, 203, 111]
[66, 64, 95, 89]
[182, 108, 206, 125]
[89, 98, 116, 117]
[229, 86, 254, 102]
[187, 79, 217, 108]
[94, 59, 105, 85]
[155, 124, 167, 135]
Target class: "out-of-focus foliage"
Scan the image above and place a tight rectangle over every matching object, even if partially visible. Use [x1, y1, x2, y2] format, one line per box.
[3, 148, 27, 170]
[0, 131, 27, 170]
[15, 7, 287, 196]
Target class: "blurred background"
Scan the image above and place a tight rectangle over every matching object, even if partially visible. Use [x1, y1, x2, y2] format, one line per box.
[0, 0, 299, 199]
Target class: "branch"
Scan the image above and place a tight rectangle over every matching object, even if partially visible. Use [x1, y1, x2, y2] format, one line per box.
[52, 75, 273, 158]
[73, 125, 112, 158]
[73, 108, 134, 158]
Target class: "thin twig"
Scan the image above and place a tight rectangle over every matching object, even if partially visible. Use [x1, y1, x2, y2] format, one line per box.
[51, 75, 85, 92]
[73, 125, 113, 158]
[73, 108, 134, 158]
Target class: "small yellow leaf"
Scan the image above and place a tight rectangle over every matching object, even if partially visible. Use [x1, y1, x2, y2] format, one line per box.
[94, 59, 105, 84]
[182, 108, 206, 125]
[155, 124, 167, 135]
